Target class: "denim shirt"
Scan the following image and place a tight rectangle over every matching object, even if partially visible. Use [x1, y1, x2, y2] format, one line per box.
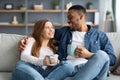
[54, 25, 116, 66]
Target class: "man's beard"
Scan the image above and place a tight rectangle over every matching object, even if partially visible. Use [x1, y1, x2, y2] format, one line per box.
[70, 27, 76, 31]
[70, 25, 79, 31]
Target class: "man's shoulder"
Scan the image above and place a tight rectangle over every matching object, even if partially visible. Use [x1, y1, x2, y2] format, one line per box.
[93, 28, 107, 38]
[97, 29, 106, 35]
[91, 27, 106, 35]
[89, 27, 106, 38]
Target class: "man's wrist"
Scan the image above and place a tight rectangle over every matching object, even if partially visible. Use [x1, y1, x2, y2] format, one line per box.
[88, 52, 94, 58]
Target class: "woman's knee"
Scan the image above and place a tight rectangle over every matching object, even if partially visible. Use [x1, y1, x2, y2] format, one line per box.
[12, 68, 35, 80]
[12, 61, 44, 80]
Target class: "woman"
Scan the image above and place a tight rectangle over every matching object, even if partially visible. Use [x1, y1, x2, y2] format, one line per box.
[12, 19, 74, 80]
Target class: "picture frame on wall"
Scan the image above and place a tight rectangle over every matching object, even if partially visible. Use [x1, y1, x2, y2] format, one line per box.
[4, 3, 14, 10]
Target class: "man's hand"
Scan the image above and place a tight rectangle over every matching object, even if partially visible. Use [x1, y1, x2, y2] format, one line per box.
[18, 37, 28, 52]
[75, 46, 94, 58]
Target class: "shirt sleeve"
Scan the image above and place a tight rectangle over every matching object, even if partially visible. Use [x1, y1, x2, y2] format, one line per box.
[101, 33, 116, 66]
[20, 37, 44, 66]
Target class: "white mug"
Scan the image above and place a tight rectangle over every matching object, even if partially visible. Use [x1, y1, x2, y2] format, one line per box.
[67, 44, 77, 56]
[49, 54, 58, 65]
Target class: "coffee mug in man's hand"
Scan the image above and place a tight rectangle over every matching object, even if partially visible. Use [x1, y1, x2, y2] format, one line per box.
[49, 54, 58, 65]
[67, 44, 77, 56]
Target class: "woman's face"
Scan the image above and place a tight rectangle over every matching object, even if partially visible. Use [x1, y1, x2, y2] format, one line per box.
[42, 21, 55, 39]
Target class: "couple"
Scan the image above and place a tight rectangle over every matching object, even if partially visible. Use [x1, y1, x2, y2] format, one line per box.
[13, 5, 116, 80]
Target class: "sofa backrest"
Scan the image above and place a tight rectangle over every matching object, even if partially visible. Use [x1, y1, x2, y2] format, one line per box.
[0, 34, 24, 72]
[106, 32, 120, 70]
[0, 33, 120, 72]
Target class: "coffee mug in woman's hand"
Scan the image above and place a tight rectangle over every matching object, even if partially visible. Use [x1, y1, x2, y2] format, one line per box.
[49, 54, 59, 65]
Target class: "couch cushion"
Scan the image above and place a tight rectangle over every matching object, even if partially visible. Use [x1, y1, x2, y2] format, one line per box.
[106, 33, 120, 57]
[0, 34, 24, 72]
[0, 72, 119, 80]
[64, 73, 120, 80]
[107, 73, 120, 80]
[0, 72, 12, 80]
[106, 33, 120, 70]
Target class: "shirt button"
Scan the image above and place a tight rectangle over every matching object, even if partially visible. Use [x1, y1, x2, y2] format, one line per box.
[96, 41, 98, 43]
[63, 58, 65, 60]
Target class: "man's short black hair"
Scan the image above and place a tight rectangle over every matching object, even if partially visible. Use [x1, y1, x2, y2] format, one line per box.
[68, 5, 86, 15]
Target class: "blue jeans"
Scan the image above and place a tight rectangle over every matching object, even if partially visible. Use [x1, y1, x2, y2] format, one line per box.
[66, 50, 110, 80]
[12, 61, 74, 80]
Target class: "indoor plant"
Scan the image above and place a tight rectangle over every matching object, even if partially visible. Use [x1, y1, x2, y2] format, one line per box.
[106, 11, 111, 19]
[86, 2, 93, 9]
[19, 4, 26, 10]
[53, 0, 60, 9]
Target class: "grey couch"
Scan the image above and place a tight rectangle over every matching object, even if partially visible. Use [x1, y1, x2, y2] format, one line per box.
[0, 33, 120, 80]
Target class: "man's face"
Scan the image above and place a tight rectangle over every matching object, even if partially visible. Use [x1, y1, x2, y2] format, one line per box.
[67, 10, 81, 30]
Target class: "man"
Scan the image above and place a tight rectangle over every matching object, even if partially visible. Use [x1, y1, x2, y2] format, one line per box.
[19, 5, 116, 80]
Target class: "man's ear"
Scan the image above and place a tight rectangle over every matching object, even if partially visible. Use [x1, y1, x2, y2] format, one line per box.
[80, 15, 84, 19]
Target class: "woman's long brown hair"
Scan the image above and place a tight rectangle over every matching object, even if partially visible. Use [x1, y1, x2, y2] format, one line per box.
[31, 19, 57, 58]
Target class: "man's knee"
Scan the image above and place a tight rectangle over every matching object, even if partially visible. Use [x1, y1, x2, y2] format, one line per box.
[96, 50, 110, 62]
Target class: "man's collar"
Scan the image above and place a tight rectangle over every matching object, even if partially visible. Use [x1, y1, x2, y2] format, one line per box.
[87, 25, 94, 34]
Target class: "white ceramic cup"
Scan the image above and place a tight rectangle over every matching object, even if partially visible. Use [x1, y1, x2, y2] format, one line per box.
[49, 54, 58, 65]
[67, 44, 77, 56]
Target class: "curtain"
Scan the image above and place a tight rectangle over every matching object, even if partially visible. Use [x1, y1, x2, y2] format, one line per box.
[112, 0, 116, 31]
[99, 0, 115, 32]
[115, 0, 120, 32]
[99, 0, 107, 30]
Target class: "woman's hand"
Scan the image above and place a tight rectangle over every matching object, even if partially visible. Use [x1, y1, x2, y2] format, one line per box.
[18, 36, 28, 52]
[43, 55, 59, 66]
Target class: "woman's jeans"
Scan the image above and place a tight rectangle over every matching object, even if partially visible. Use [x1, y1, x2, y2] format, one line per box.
[13, 50, 109, 80]
[12, 60, 74, 80]
[66, 50, 110, 80]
